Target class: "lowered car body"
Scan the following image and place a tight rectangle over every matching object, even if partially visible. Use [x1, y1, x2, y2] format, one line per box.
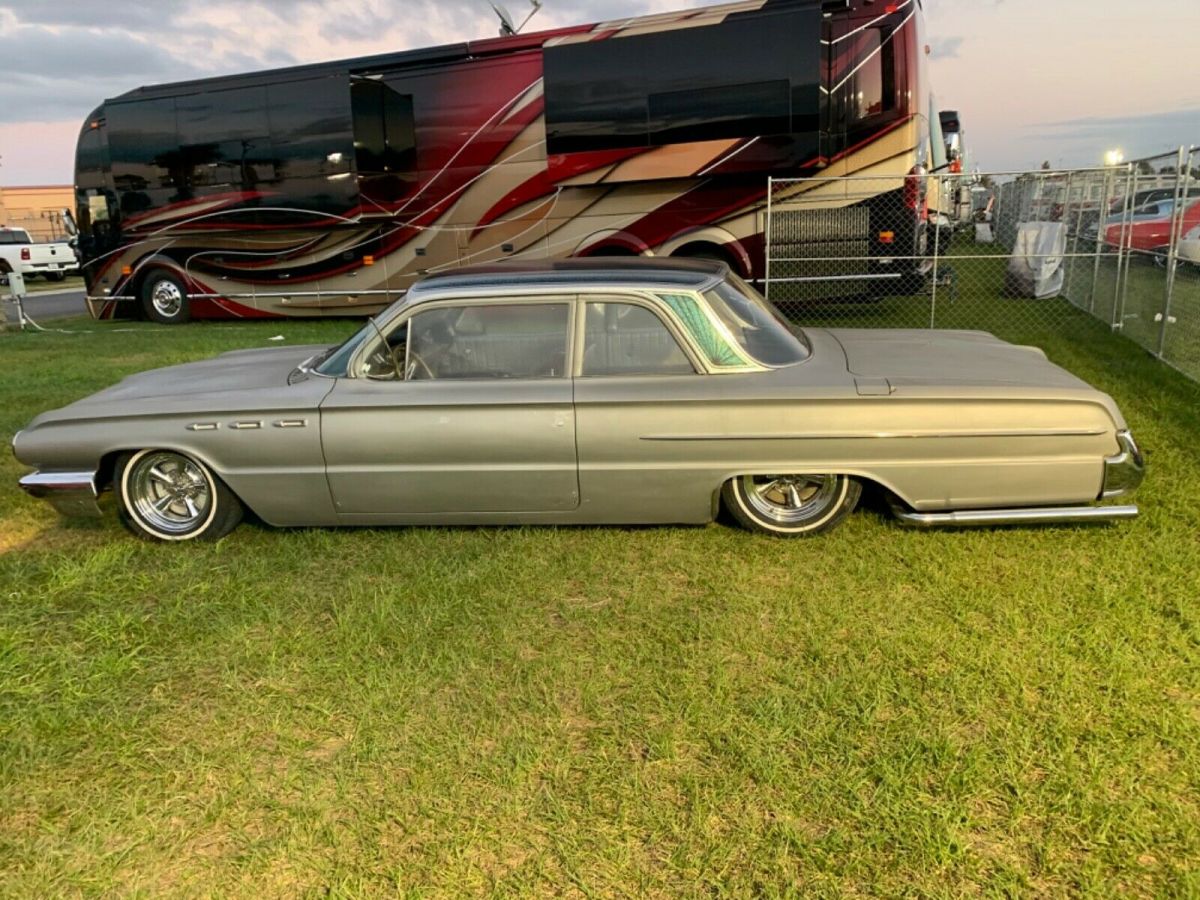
[14, 259, 1144, 541]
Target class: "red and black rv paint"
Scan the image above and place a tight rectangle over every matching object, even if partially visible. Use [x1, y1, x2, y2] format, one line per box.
[73, 0, 932, 322]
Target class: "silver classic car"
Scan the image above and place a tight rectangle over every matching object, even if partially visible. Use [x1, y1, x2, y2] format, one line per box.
[15, 259, 1144, 541]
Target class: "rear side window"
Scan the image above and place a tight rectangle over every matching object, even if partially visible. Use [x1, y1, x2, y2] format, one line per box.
[581, 302, 695, 376]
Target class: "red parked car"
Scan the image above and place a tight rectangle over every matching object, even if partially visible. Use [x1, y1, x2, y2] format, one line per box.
[1104, 197, 1200, 257]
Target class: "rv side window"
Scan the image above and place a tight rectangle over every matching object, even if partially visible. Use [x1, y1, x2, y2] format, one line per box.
[266, 77, 355, 180]
[647, 80, 790, 146]
[176, 86, 276, 187]
[351, 80, 417, 175]
[544, 6, 820, 155]
[107, 96, 180, 207]
[846, 29, 896, 123]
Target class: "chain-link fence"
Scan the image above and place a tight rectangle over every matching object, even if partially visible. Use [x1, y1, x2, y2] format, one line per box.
[765, 147, 1200, 382]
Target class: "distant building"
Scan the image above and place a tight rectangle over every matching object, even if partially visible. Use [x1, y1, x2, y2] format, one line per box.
[0, 185, 74, 242]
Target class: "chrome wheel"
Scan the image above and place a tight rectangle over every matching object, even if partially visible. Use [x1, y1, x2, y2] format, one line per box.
[150, 279, 184, 318]
[739, 474, 843, 526]
[125, 451, 214, 537]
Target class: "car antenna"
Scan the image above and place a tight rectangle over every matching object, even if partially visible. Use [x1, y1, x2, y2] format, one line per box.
[488, 0, 544, 36]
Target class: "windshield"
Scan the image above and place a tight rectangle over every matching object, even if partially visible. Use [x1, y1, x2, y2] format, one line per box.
[702, 274, 810, 367]
[314, 295, 411, 376]
[313, 320, 378, 376]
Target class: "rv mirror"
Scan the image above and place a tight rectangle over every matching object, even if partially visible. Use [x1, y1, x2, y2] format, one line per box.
[61, 208, 78, 237]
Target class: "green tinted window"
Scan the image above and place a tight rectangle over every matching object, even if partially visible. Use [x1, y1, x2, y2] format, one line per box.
[658, 293, 749, 368]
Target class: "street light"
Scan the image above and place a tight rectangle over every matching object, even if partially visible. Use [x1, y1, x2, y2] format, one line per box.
[1104, 149, 1125, 167]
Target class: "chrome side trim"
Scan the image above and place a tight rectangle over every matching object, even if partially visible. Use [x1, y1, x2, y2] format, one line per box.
[891, 502, 1139, 528]
[188, 422, 219, 431]
[1101, 430, 1145, 499]
[274, 419, 308, 429]
[641, 428, 1107, 442]
[19, 470, 102, 518]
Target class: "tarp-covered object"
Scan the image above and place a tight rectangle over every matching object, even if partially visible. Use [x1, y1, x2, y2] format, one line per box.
[1005, 222, 1067, 299]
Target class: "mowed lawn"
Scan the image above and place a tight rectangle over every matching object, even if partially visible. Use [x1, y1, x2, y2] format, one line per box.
[0, 311, 1198, 897]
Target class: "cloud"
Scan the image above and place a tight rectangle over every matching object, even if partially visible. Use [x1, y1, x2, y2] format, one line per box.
[0, 0, 688, 127]
[928, 36, 964, 59]
[1036, 106, 1200, 161]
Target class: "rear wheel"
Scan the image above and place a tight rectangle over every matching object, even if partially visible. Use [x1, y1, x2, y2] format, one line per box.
[46, 272, 66, 283]
[116, 450, 242, 541]
[140, 270, 191, 324]
[723, 473, 860, 536]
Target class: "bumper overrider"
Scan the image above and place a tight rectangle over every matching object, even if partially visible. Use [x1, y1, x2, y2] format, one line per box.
[1100, 429, 1145, 499]
[18, 470, 103, 518]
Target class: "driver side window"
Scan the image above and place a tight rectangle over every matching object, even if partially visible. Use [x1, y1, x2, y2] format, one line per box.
[362, 302, 572, 381]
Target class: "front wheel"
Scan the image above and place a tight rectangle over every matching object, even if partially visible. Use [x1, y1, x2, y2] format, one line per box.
[723, 473, 861, 536]
[140, 270, 191, 324]
[116, 450, 243, 541]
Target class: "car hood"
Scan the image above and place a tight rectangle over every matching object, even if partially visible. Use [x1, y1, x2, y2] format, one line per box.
[81, 344, 330, 403]
[27, 345, 333, 427]
[827, 329, 1094, 391]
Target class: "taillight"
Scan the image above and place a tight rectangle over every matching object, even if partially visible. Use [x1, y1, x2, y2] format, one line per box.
[20, 247, 30, 261]
[904, 165, 929, 221]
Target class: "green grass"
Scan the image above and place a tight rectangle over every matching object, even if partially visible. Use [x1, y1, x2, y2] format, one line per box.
[1, 314, 1199, 896]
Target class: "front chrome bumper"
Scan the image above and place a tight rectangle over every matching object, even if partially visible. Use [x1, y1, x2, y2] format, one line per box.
[19, 471, 102, 518]
[1102, 430, 1145, 499]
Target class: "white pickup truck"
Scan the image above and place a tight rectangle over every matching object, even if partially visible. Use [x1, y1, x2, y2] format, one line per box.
[0, 227, 77, 281]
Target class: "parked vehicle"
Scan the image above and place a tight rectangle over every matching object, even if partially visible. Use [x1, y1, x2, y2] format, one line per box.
[73, 0, 942, 324]
[15, 259, 1144, 541]
[1103, 198, 1200, 258]
[1178, 224, 1200, 266]
[1107, 186, 1200, 216]
[0, 228, 77, 281]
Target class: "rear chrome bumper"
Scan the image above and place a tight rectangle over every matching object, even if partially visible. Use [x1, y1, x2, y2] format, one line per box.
[1101, 430, 1145, 499]
[892, 430, 1145, 528]
[19, 471, 102, 517]
[892, 503, 1139, 528]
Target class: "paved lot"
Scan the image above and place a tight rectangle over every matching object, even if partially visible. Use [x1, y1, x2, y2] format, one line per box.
[2, 288, 87, 323]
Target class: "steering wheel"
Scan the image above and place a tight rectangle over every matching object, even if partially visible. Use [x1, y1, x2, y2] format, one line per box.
[363, 345, 400, 381]
[405, 350, 435, 380]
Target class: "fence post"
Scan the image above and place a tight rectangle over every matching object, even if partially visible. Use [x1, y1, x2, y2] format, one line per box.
[1112, 164, 1136, 329]
[929, 173, 940, 329]
[1088, 168, 1113, 314]
[764, 177, 774, 303]
[1063, 170, 1077, 302]
[1157, 146, 1190, 357]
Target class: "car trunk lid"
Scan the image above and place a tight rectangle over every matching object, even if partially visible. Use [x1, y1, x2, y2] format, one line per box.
[827, 329, 1094, 391]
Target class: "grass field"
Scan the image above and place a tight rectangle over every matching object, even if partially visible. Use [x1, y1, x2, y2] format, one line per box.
[1, 311, 1198, 896]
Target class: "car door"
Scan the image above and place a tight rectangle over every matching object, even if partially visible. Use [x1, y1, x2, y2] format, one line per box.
[320, 297, 579, 518]
[571, 295, 716, 524]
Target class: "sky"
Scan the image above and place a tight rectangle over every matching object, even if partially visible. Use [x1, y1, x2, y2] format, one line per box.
[0, 0, 1197, 185]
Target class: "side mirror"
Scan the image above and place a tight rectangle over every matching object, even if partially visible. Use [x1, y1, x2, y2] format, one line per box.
[62, 208, 78, 237]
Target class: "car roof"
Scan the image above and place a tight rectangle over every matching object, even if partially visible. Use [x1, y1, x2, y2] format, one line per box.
[406, 257, 729, 300]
